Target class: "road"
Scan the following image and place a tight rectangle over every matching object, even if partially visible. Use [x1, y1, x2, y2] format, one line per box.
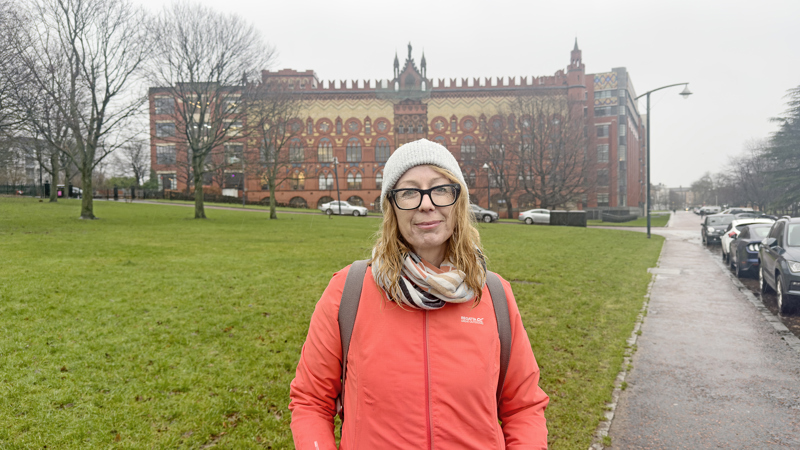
[606, 211, 800, 449]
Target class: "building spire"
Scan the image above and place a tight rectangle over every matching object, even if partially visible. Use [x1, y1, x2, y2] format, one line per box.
[407, 42, 412, 60]
[573, 37, 579, 51]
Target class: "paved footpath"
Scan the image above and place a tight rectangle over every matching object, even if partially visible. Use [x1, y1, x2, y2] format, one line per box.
[607, 211, 800, 449]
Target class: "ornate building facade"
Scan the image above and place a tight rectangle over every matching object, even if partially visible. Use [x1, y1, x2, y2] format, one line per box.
[149, 41, 646, 216]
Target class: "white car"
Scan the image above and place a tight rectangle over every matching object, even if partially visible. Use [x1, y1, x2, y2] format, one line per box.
[319, 200, 368, 216]
[518, 209, 550, 225]
[720, 218, 775, 264]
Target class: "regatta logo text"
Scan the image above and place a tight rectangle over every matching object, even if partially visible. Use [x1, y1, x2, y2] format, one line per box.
[461, 316, 484, 325]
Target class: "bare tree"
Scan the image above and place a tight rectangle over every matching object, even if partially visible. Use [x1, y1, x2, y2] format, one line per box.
[0, 0, 26, 137]
[148, 2, 274, 219]
[114, 139, 150, 185]
[248, 81, 303, 219]
[766, 85, 800, 214]
[9, 0, 150, 218]
[499, 94, 590, 210]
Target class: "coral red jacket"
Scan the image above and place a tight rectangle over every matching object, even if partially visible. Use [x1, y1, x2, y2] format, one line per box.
[289, 265, 549, 449]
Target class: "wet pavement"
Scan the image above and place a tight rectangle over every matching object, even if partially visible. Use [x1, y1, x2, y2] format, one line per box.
[606, 211, 800, 449]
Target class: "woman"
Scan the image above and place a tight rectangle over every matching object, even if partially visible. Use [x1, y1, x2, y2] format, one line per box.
[289, 139, 549, 449]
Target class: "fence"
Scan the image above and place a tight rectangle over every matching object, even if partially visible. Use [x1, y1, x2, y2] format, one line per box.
[0, 184, 40, 196]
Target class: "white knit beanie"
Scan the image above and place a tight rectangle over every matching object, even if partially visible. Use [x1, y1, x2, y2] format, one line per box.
[380, 138, 466, 211]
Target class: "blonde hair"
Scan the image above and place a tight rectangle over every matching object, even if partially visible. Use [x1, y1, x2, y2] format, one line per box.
[371, 166, 486, 305]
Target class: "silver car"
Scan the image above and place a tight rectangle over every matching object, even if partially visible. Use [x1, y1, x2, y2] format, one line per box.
[319, 200, 368, 216]
[470, 204, 498, 223]
[518, 208, 550, 225]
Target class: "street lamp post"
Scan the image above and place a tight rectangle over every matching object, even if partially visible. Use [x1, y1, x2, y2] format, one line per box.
[482, 163, 491, 210]
[333, 157, 342, 215]
[635, 83, 692, 238]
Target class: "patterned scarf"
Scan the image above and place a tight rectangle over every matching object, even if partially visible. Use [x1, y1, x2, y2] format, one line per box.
[371, 250, 484, 310]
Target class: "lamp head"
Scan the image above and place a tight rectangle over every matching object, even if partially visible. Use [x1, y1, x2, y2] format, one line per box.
[482, 163, 489, 170]
[679, 85, 692, 100]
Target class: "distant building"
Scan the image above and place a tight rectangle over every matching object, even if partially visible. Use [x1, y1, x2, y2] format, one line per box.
[149, 41, 646, 215]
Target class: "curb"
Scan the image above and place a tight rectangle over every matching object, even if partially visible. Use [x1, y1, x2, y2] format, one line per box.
[707, 248, 800, 353]
[588, 238, 667, 450]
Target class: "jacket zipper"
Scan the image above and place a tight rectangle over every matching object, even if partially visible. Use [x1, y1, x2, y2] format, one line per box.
[424, 311, 434, 450]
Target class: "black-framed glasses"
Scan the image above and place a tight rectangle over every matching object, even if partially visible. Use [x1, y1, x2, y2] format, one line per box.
[390, 184, 461, 210]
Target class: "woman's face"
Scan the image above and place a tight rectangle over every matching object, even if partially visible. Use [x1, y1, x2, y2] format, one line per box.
[392, 165, 456, 267]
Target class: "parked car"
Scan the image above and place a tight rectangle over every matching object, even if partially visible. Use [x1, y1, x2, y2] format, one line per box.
[470, 204, 498, 223]
[701, 214, 734, 245]
[720, 218, 775, 264]
[518, 209, 550, 225]
[721, 207, 754, 215]
[759, 216, 800, 314]
[318, 200, 368, 216]
[730, 223, 774, 278]
[699, 206, 722, 216]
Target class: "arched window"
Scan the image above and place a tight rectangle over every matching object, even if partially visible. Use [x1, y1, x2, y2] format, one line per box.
[317, 138, 332, 162]
[336, 117, 342, 135]
[289, 138, 304, 162]
[450, 116, 457, 133]
[307, 118, 313, 135]
[365, 118, 371, 135]
[289, 197, 308, 208]
[375, 171, 383, 190]
[317, 196, 334, 208]
[318, 173, 334, 190]
[347, 196, 364, 207]
[346, 138, 362, 162]
[461, 136, 476, 161]
[347, 172, 362, 190]
[291, 171, 305, 190]
[508, 115, 516, 133]
[375, 137, 391, 162]
[467, 170, 476, 188]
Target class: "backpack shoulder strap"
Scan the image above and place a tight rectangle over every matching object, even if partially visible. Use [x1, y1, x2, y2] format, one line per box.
[337, 259, 370, 419]
[486, 271, 512, 406]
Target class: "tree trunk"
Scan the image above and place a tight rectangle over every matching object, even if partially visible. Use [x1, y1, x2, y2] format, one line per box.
[49, 152, 59, 203]
[505, 199, 513, 219]
[80, 171, 95, 219]
[193, 166, 206, 219]
[269, 176, 277, 219]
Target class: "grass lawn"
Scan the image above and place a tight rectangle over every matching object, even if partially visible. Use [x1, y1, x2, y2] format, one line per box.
[587, 213, 671, 227]
[0, 198, 663, 449]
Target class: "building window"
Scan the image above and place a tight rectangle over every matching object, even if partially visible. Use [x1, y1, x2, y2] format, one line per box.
[289, 138, 304, 162]
[156, 122, 175, 138]
[225, 144, 243, 164]
[597, 144, 609, 163]
[158, 173, 176, 190]
[467, 170, 476, 188]
[223, 172, 243, 189]
[156, 145, 176, 164]
[225, 120, 242, 136]
[597, 168, 609, 187]
[594, 90, 614, 99]
[365, 119, 371, 135]
[398, 125, 404, 134]
[307, 119, 313, 135]
[479, 116, 487, 133]
[346, 138, 362, 162]
[317, 138, 333, 162]
[597, 193, 609, 207]
[619, 123, 627, 136]
[336, 118, 342, 134]
[375, 171, 383, 190]
[619, 144, 627, 161]
[460, 136, 476, 161]
[154, 97, 174, 115]
[417, 124, 424, 133]
[347, 172, 362, 190]
[319, 173, 334, 190]
[375, 137, 391, 162]
[450, 117, 457, 133]
[291, 171, 305, 190]
[223, 96, 239, 113]
[597, 125, 609, 137]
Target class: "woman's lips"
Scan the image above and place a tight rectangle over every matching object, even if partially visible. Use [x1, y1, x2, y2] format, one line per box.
[415, 221, 441, 230]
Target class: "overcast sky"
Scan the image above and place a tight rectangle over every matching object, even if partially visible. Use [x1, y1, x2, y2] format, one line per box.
[137, 0, 800, 188]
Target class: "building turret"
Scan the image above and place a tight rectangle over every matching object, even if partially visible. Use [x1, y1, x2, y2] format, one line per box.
[394, 52, 400, 79]
[420, 51, 427, 78]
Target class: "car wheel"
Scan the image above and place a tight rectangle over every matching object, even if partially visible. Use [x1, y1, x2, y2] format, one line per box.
[326, 209, 333, 216]
[525, 217, 533, 225]
[722, 250, 727, 263]
[759, 266, 773, 294]
[702, 235, 708, 246]
[734, 261, 744, 278]
[483, 215, 492, 223]
[352, 210, 360, 217]
[777, 275, 790, 315]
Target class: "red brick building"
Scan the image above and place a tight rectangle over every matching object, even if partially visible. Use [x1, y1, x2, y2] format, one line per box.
[149, 41, 646, 216]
